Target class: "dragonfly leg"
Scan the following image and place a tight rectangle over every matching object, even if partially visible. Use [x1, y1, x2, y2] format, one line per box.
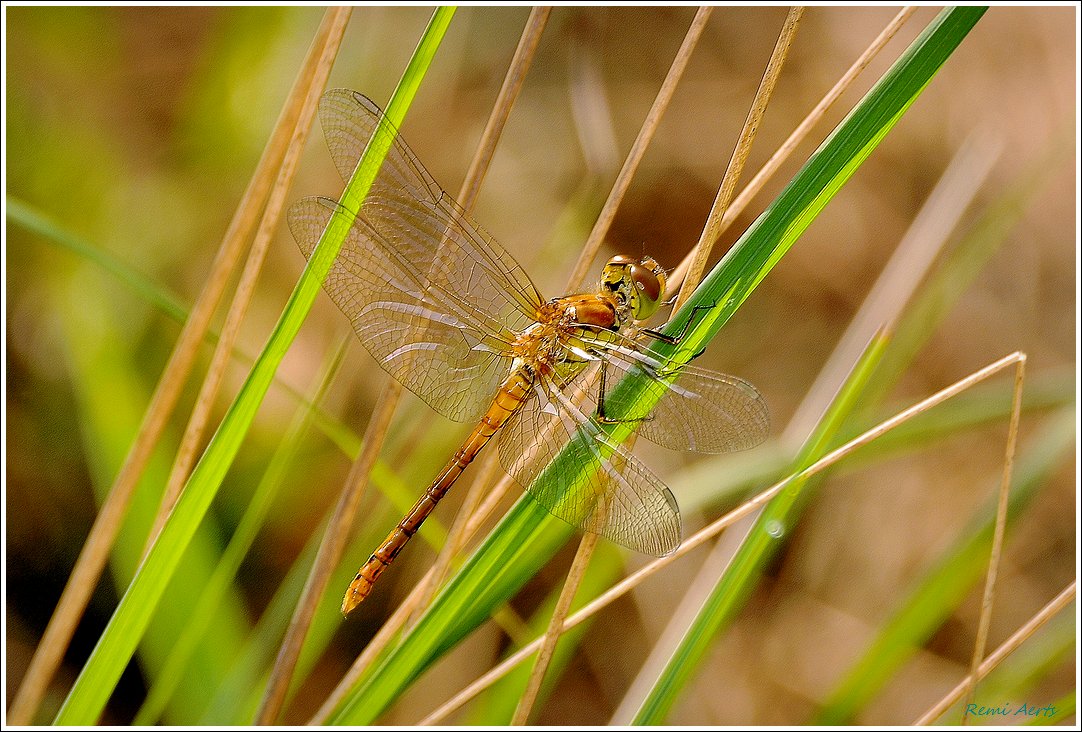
[639, 304, 713, 376]
[641, 303, 714, 346]
[595, 361, 655, 426]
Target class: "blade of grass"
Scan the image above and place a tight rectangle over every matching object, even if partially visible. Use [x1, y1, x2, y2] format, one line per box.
[6, 197, 189, 322]
[672, 5, 803, 309]
[8, 14, 345, 723]
[674, 124, 1069, 517]
[145, 7, 351, 552]
[132, 338, 350, 725]
[51, 8, 455, 724]
[6, 197, 373, 463]
[325, 8, 988, 725]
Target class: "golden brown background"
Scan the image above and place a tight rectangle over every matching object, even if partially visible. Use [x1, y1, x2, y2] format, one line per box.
[5, 6, 1076, 724]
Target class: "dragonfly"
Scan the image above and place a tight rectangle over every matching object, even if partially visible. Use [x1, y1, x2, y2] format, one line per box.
[289, 90, 770, 615]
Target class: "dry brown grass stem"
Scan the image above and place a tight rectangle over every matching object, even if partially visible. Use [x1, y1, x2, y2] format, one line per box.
[5, 11, 351, 725]
[144, 9, 351, 555]
[511, 530, 600, 724]
[405, 7, 553, 624]
[671, 6, 803, 312]
[262, 9, 552, 723]
[564, 5, 713, 289]
[667, 6, 915, 295]
[460, 6, 552, 211]
[418, 351, 1029, 724]
[960, 354, 1026, 722]
[915, 581, 1077, 725]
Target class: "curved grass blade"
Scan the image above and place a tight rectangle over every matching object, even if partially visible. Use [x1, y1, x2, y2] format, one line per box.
[52, 8, 456, 724]
[7, 196, 366, 461]
[7, 196, 188, 322]
[327, 7, 988, 725]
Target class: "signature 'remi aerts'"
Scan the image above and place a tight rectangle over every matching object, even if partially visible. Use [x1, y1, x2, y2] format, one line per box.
[289, 90, 770, 615]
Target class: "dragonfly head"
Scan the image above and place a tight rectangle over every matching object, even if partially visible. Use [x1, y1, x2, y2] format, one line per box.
[601, 255, 667, 321]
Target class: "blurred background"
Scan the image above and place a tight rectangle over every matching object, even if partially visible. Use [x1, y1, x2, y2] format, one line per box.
[5, 6, 1076, 725]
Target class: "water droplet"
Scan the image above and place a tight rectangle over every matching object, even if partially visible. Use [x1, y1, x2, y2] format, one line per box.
[765, 519, 785, 538]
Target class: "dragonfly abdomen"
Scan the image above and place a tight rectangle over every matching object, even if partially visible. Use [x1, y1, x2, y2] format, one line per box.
[341, 367, 533, 615]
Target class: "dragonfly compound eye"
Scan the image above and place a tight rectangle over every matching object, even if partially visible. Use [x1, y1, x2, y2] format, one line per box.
[628, 258, 665, 320]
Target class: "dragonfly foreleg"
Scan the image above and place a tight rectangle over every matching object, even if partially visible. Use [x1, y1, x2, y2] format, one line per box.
[640, 303, 714, 348]
[594, 360, 656, 427]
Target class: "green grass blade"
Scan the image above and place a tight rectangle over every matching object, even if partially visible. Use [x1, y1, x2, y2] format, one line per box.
[7, 196, 367, 460]
[7, 196, 189, 323]
[52, 8, 456, 724]
[327, 7, 987, 725]
[56, 271, 249, 723]
[131, 340, 350, 725]
[631, 329, 892, 724]
[814, 409, 1076, 724]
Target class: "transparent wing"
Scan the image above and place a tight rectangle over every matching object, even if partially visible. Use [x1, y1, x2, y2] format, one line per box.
[585, 333, 770, 453]
[497, 366, 681, 557]
[317, 89, 545, 323]
[289, 196, 522, 423]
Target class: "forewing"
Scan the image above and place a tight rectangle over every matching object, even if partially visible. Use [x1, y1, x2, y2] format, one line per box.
[497, 367, 681, 557]
[591, 336, 770, 453]
[289, 196, 518, 422]
[318, 89, 545, 325]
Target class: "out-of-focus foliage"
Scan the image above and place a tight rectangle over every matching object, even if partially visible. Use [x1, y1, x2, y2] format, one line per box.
[5, 6, 1075, 725]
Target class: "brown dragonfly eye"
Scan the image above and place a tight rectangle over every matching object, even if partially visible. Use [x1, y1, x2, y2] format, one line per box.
[601, 255, 666, 320]
[629, 257, 665, 320]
